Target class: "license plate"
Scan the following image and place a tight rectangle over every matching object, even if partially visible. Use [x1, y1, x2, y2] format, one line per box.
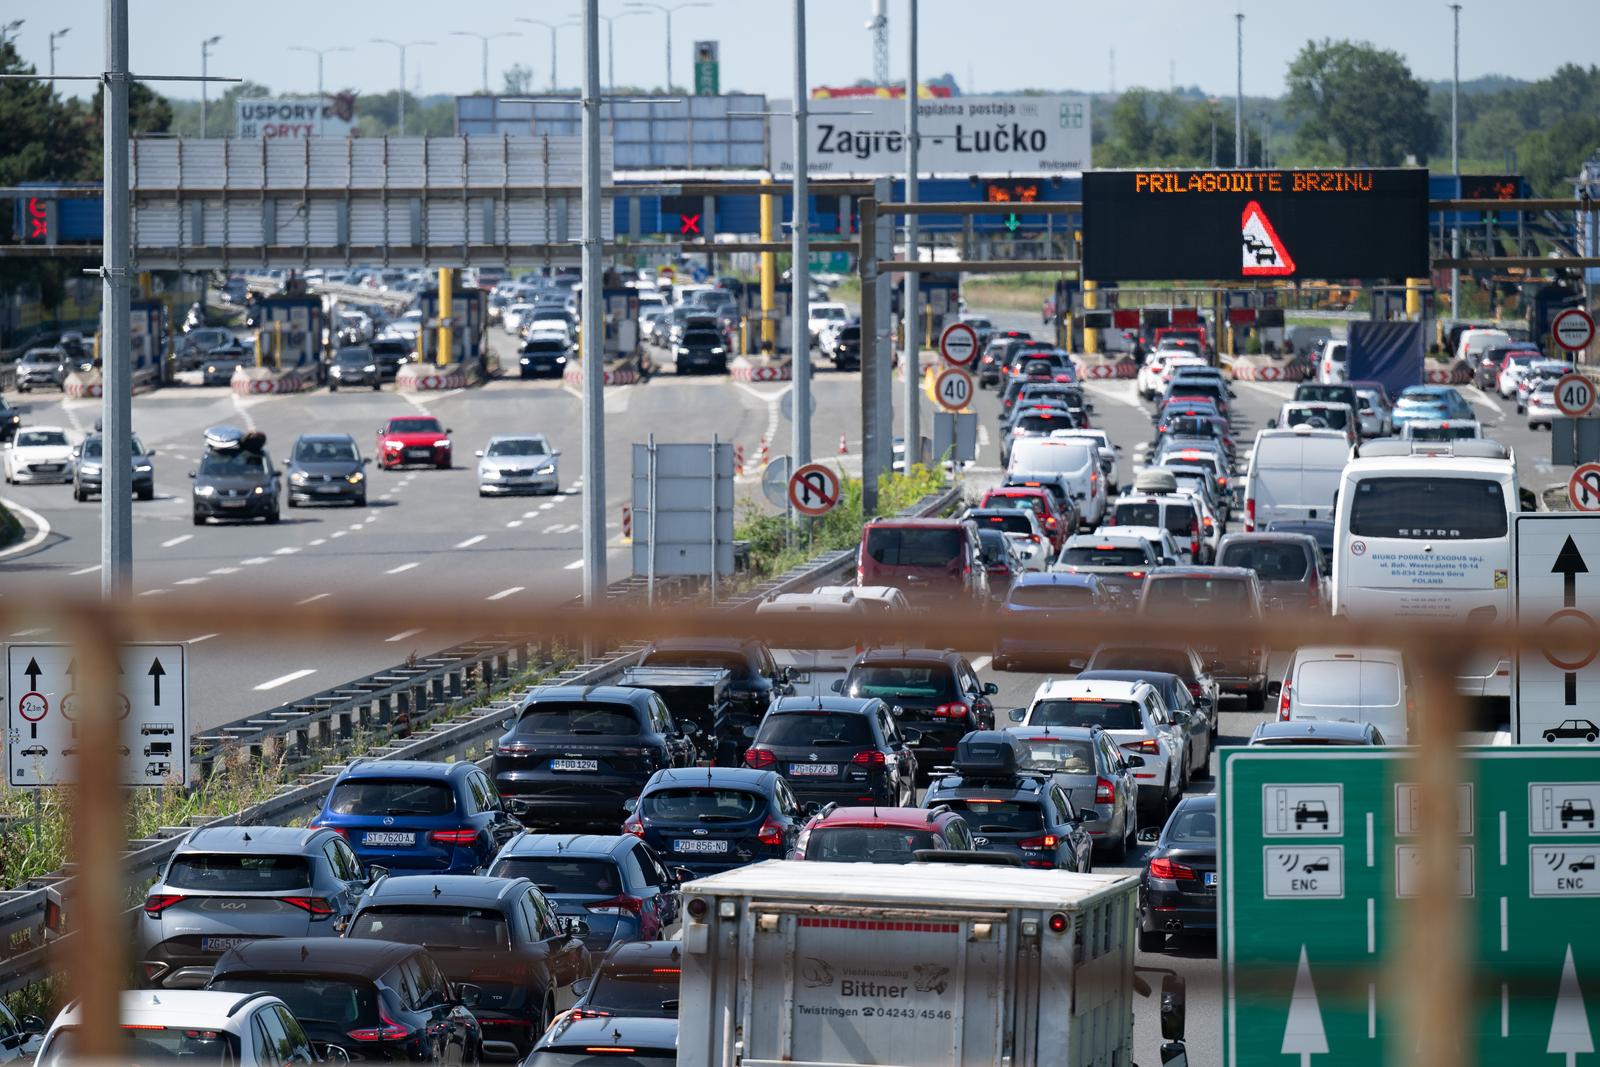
[790, 763, 838, 777]
[220, 499, 247, 508]
[36, 464, 62, 472]
[673, 838, 730, 854]
[1204, 872, 1218, 888]
[407, 448, 431, 458]
[361, 831, 415, 847]
[551, 758, 598, 772]
[314, 484, 342, 493]
[201, 937, 249, 953]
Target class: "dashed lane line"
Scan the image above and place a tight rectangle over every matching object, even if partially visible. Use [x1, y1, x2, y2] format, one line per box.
[384, 562, 420, 575]
[486, 586, 525, 601]
[563, 558, 584, 570]
[185, 633, 219, 644]
[385, 628, 424, 642]
[295, 593, 330, 606]
[161, 534, 194, 549]
[70, 564, 102, 576]
[254, 668, 316, 691]
[455, 535, 486, 548]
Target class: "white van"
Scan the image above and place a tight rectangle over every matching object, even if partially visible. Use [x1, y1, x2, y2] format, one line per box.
[1331, 439, 1517, 696]
[1317, 340, 1348, 384]
[753, 591, 867, 698]
[1271, 647, 1411, 743]
[1243, 426, 1352, 532]
[1005, 437, 1105, 527]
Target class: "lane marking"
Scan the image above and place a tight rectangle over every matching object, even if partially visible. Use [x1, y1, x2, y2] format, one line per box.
[506, 520, 523, 528]
[209, 566, 240, 575]
[138, 588, 170, 596]
[185, 633, 219, 644]
[230, 391, 259, 431]
[455, 534, 486, 548]
[1366, 897, 1375, 953]
[70, 564, 102, 576]
[522, 510, 539, 519]
[331, 530, 347, 538]
[1499, 810, 1507, 865]
[385, 628, 424, 642]
[0, 497, 51, 560]
[173, 577, 208, 586]
[273, 546, 301, 556]
[9, 628, 50, 638]
[563, 558, 584, 570]
[1499, 896, 1508, 953]
[556, 523, 579, 534]
[1366, 812, 1375, 866]
[539, 501, 556, 510]
[348, 523, 365, 531]
[385, 561, 419, 574]
[309, 538, 327, 547]
[970, 654, 993, 673]
[254, 668, 316, 691]
[241, 556, 271, 566]
[542, 523, 562, 534]
[161, 534, 194, 549]
[295, 592, 330, 606]
[486, 586, 525, 601]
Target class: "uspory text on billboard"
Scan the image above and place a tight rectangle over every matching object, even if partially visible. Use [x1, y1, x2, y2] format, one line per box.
[236, 97, 356, 139]
[771, 95, 1090, 176]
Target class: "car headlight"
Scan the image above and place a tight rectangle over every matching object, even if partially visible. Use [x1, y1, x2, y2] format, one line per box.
[195, 485, 215, 497]
[346, 472, 364, 484]
[364, 365, 376, 372]
[290, 471, 309, 484]
[537, 464, 555, 475]
[676, 346, 689, 355]
[433, 439, 451, 448]
[252, 485, 265, 495]
[556, 355, 567, 363]
[711, 347, 725, 354]
[330, 366, 343, 375]
[521, 357, 531, 364]
[134, 463, 152, 473]
[205, 365, 215, 374]
[384, 440, 403, 449]
[481, 468, 501, 479]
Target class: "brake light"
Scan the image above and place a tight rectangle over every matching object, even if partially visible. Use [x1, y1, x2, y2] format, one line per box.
[1244, 496, 1256, 532]
[1019, 834, 1059, 850]
[852, 750, 888, 766]
[744, 746, 776, 769]
[933, 702, 970, 719]
[1278, 680, 1292, 720]
[1095, 777, 1115, 804]
[347, 1010, 410, 1043]
[1126, 570, 1146, 579]
[494, 741, 531, 756]
[757, 818, 786, 847]
[585, 894, 644, 916]
[306, 822, 347, 839]
[143, 894, 183, 917]
[428, 828, 479, 845]
[568, 1008, 614, 1020]
[1185, 681, 1204, 700]
[1028, 534, 1041, 544]
[1149, 857, 1196, 880]
[1121, 739, 1160, 755]
[281, 896, 336, 917]
[622, 811, 645, 838]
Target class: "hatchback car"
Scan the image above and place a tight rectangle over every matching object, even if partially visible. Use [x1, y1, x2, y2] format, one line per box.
[1139, 567, 1269, 706]
[1075, 669, 1210, 784]
[488, 833, 679, 954]
[1214, 532, 1326, 613]
[328, 346, 381, 390]
[492, 686, 698, 830]
[742, 696, 918, 807]
[1051, 533, 1166, 606]
[1082, 643, 1220, 739]
[962, 506, 1050, 571]
[192, 426, 281, 525]
[476, 434, 561, 496]
[993, 572, 1110, 670]
[525, 1016, 678, 1067]
[1004, 725, 1138, 860]
[310, 760, 523, 874]
[346, 875, 590, 1058]
[14, 347, 67, 392]
[3, 426, 74, 485]
[1527, 379, 1560, 430]
[35, 990, 318, 1067]
[568, 941, 682, 1020]
[286, 433, 368, 508]
[208, 938, 480, 1065]
[377, 415, 453, 470]
[137, 825, 370, 989]
[71, 432, 155, 501]
[791, 804, 976, 863]
[836, 648, 997, 779]
[1139, 795, 1218, 950]
[623, 767, 806, 875]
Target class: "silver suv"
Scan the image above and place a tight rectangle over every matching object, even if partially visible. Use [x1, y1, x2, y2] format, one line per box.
[14, 348, 67, 392]
[138, 825, 373, 989]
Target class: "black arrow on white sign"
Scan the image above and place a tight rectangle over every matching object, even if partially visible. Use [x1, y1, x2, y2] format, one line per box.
[1552, 535, 1589, 705]
[23, 657, 42, 692]
[148, 659, 166, 706]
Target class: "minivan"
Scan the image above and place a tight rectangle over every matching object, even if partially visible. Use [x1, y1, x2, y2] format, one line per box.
[1005, 437, 1105, 527]
[1271, 647, 1412, 744]
[1242, 426, 1351, 532]
[857, 517, 987, 603]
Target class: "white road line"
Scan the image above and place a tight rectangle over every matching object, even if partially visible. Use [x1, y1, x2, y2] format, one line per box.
[1366, 898, 1375, 953]
[1499, 810, 1507, 865]
[9, 628, 49, 638]
[385, 628, 424, 642]
[209, 566, 240, 575]
[273, 546, 301, 556]
[0, 497, 51, 560]
[295, 592, 330, 606]
[399, 391, 432, 414]
[1499, 896, 1509, 952]
[455, 534, 486, 548]
[522, 510, 540, 518]
[542, 523, 563, 534]
[185, 633, 219, 644]
[309, 538, 327, 547]
[1501, 984, 1509, 1038]
[230, 392, 259, 431]
[70, 564, 102, 576]
[241, 556, 271, 566]
[486, 586, 525, 601]
[539, 501, 556, 510]
[556, 523, 579, 534]
[348, 523, 365, 531]
[563, 558, 584, 570]
[506, 520, 523, 528]
[331, 530, 347, 539]
[161, 534, 194, 549]
[970, 655, 993, 673]
[138, 588, 170, 597]
[385, 562, 419, 574]
[254, 668, 316, 691]
[173, 577, 208, 586]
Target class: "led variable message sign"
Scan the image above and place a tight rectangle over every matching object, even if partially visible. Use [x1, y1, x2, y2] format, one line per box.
[1082, 168, 1429, 282]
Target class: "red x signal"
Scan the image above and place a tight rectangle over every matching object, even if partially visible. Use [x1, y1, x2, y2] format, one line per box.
[679, 213, 701, 236]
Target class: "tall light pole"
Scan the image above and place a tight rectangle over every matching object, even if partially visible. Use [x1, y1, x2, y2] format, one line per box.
[1450, 3, 1462, 319]
[791, 0, 812, 472]
[450, 30, 519, 95]
[579, 0, 606, 609]
[599, 10, 645, 96]
[902, 0, 921, 460]
[1234, 12, 1243, 168]
[623, 1, 710, 91]
[48, 26, 68, 84]
[0, 20, 23, 47]
[372, 39, 432, 134]
[105, 0, 132, 599]
[516, 18, 580, 92]
[289, 44, 351, 135]
[200, 35, 221, 137]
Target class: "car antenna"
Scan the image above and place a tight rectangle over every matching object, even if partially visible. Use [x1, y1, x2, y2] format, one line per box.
[242, 831, 251, 842]
[432, 884, 442, 898]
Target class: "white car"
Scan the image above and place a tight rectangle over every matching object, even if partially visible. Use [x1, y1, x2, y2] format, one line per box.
[1317, 339, 1348, 383]
[503, 303, 537, 334]
[3, 426, 75, 485]
[387, 308, 424, 341]
[1527, 379, 1560, 430]
[34, 989, 322, 1067]
[1271, 646, 1412, 744]
[1137, 350, 1207, 400]
[476, 433, 560, 496]
[527, 318, 574, 342]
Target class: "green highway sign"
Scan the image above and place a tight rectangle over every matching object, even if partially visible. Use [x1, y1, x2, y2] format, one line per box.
[1221, 748, 1599, 1066]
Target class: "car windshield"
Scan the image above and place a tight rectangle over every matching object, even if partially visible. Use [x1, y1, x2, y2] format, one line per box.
[1349, 478, 1507, 539]
[805, 827, 939, 862]
[1296, 386, 1353, 404]
[293, 439, 358, 463]
[209, 975, 378, 1027]
[199, 451, 268, 476]
[1060, 545, 1151, 567]
[349, 906, 511, 950]
[986, 494, 1046, 520]
[22, 352, 59, 365]
[388, 418, 442, 434]
[1286, 406, 1349, 429]
[641, 788, 764, 822]
[865, 527, 962, 567]
[326, 778, 456, 816]
[336, 350, 371, 364]
[516, 703, 641, 736]
[78, 437, 143, 458]
[939, 799, 1044, 833]
[848, 665, 956, 700]
[972, 513, 1034, 535]
[1008, 585, 1097, 608]
[641, 649, 751, 680]
[40, 1027, 242, 1065]
[1015, 738, 1096, 774]
[1145, 577, 1250, 610]
[164, 853, 311, 891]
[1218, 542, 1309, 581]
[682, 330, 722, 345]
[1029, 698, 1142, 730]
[16, 430, 67, 447]
[487, 438, 550, 457]
[758, 712, 873, 747]
[524, 1051, 675, 1067]
[1165, 806, 1219, 844]
[1113, 503, 1161, 527]
[491, 858, 623, 895]
[585, 967, 681, 1017]
[1017, 414, 1074, 433]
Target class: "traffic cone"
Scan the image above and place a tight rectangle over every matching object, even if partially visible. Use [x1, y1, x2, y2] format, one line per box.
[838, 433, 848, 456]
[758, 436, 769, 467]
[620, 505, 632, 544]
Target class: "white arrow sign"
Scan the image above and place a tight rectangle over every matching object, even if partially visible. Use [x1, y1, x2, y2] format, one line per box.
[1281, 945, 1329, 1064]
[1549, 944, 1594, 1064]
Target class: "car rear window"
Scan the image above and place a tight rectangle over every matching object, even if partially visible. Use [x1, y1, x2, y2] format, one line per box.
[1089, 648, 1194, 678]
[1015, 738, 1096, 774]
[489, 858, 623, 895]
[1029, 698, 1142, 731]
[1218, 542, 1310, 581]
[164, 854, 311, 891]
[516, 703, 642, 736]
[1407, 423, 1479, 441]
[1016, 414, 1075, 434]
[1348, 478, 1507, 539]
[1161, 505, 1198, 537]
[805, 827, 939, 862]
[759, 712, 873, 747]
[864, 527, 962, 567]
[41, 1027, 242, 1066]
[972, 513, 1034, 534]
[642, 649, 751, 680]
[1060, 545, 1151, 567]
[350, 906, 511, 950]
[940, 799, 1044, 834]
[984, 494, 1046, 520]
[585, 967, 682, 1017]
[1113, 502, 1161, 527]
[1007, 585, 1098, 608]
[1286, 406, 1350, 429]
[1296, 386, 1355, 405]
[327, 778, 456, 817]
[847, 665, 956, 700]
[1144, 577, 1250, 610]
[208, 975, 378, 1028]
[1165, 807, 1219, 844]
[1296, 660, 1401, 707]
[641, 788, 764, 821]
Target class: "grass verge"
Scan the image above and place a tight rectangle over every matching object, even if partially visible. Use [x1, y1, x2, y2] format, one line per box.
[0, 500, 21, 549]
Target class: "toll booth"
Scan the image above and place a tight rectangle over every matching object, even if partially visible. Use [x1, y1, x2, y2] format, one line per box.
[923, 273, 960, 338]
[742, 286, 793, 355]
[603, 287, 640, 360]
[253, 296, 326, 372]
[96, 301, 169, 384]
[416, 288, 487, 367]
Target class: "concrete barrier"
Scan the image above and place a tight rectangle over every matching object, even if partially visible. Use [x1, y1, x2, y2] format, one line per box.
[396, 362, 471, 392]
[730, 356, 793, 383]
[231, 365, 316, 396]
[63, 367, 166, 399]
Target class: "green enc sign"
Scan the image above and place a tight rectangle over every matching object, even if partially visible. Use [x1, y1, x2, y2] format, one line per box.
[1220, 747, 1598, 1066]
[693, 40, 719, 96]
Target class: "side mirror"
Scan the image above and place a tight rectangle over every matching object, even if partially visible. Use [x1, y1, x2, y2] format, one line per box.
[454, 982, 481, 1008]
[1160, 557, 1178, 567]
[1125, 755, 1145, 768]
[1077, 809, 1098, 823]
[983, 682, 999, 696]
[446, 427, 454, 433]
[551, 449, 563, 457]
[506, 798, 532, 818]
[1266, 419, 1277, 429]
[1266, 680, 1282, 699]
[891, 704, 905, 718]
[1161, 973, 1188, 1040]
[319, 1043, 352, 1065]
[19, 1015, 45, 1036]
[900, 727, 922, 744]
[1008, 708, 1026, 722]
[188, 471, 197, 479]
[571, 978, 591, 998]
[367, 864, 390, 883]
[622, 796, 639, 813]
[146, 448, 158, 456]
[474, 450, 484, 457]
[742, 724, 759, 740]
[829, 678, 844, 693]
[1171, 710, 1190, 724]
[1137, 827, 1161, 843]
[671, 866, 695, 884]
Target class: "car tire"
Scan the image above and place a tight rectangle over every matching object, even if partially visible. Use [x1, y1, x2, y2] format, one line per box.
[73, 486, 85, 502]
[1105, 820, 1128, 863]
[265, 506, 280, 525]
[137, 485, 154, 501]
[355, 493, 367, 507]
[1247, 683, 1265, 711]
[192, 512, 205, 526]
[436, 458, 450, 470]
[287, 497, 300, 508]
[1138, 926, 1166, 952]
[372, 382, 381, 391]
[329, 382, 338, 392]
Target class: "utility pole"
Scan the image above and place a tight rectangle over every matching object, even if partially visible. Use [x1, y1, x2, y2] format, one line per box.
[902, 0, 920, 464]
[516, 19, 578, 93]
[289, 45, 351, 135]
[599, 11, 644, 97]
[200, 35, 221, 136]
[1234, 12, 1244, 168]
[1450, 3, 1462, 320]
[372, 39, 431, 135]
[450, 30, 518, 96]
[580, 0, 607, 606]
[103, 0, 132, 599]
[624, 1, 709, 92]
[48, 27, 68, 85]
[791, 0, 812, 471]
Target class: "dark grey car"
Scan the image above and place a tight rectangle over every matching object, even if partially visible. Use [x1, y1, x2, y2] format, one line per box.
[328, 346, 381, 390]
[286, 433, 368, 508]
[1005, 724, 1139, 860]
[192, 428, 281, 525]
[201, 346, 248, 387]
[1215, 532, 1327, 614]
[72, 433, 155, 502]
[137, 825, 372, 988]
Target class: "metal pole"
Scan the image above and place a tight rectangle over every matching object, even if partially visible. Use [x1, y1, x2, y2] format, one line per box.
[1450, 3, 1462, 321]
[399, 47, 407, 134]
[607, 18, 615, 96]
[647, 434, 657, 606]
[709, 434, 719, 605]
[481, 37, 488, 95]
[551, 28, 559, 92]
[200, 40, 208, 136]
[581, 0, 607, 606]
[860, 195, 879, 513]
[1234, 12, 1243, 168]
[102, 0, 132, 599]
[316, 52, 325, 135]
[791, 0, 811, 471]
[664, 10, 672, 91]
[902, 0, 920, 464]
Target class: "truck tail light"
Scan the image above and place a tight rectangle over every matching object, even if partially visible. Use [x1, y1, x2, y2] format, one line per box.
[1278, 681, 1293, 720]
[1095, 777, 1115, 804]
[744, 747, 776, 769]
[1149, 857, 1196, 880]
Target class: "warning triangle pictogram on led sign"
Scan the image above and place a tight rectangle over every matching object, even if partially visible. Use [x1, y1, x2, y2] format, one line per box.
[1241, 199, 1295, 277]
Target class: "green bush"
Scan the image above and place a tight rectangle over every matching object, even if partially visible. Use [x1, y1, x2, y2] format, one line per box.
[0, 500, 21, 549]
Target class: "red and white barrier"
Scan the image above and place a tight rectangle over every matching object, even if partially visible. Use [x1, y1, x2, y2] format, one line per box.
[1229, 357, 1314, 383]
[396, 363, 470, 392]
[563, 363, 641, 387]
[1424, 359, 1475, 385]
[230, 366, 316, 396]
[1071, 356, 1137, 380]
[730, 357, 793, 382]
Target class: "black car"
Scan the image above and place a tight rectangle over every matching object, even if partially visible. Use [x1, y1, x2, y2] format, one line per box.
[525, 1016, 677, 1067]
[208, 937, 482, 1065]
[673, 326, 729, 374]
[346, 875, 591, 1059]
[616, 666, 742, 765]
[192, 426, 281, 525]
[1264, 519, 1336, 574]
[1083, 643, 1221, 741]
[370, 338, 413, 381]
[623, 767, 807, 876]
[836, 648, 998, 782]
[638, 638, 791, 731]
[518, 336, 571, 378]
[493, 686, 698, 831]
[329, 346, 382, 390]
[827, 322, 862, 370]
[1139, 794, 1218, 950]
[287, 433, 369, 508]
[742, 696, 918, 807]
[922, 732, 1096, 872]
[0, 397, 19, 442]
[569, 941, 682, 1020]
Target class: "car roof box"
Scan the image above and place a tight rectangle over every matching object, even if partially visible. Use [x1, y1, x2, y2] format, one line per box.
[952, 731, 1024, 781]
[1133, 469, 1179, 495]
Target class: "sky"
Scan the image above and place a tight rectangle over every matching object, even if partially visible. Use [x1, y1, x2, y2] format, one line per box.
[9, 0, 1599, 105]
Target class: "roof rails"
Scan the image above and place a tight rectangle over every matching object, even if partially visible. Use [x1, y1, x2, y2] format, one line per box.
[225, 990, 282, 1018]
[1359, 438, 1510, 461]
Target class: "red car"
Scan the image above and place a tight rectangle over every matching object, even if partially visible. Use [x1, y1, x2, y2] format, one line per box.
[980, 485, 1072, 555]
[377, 415, 453, 470]
[791, 804, 976, 862]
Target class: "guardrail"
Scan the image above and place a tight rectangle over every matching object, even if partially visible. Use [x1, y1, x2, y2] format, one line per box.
[0, 482, 962, 997]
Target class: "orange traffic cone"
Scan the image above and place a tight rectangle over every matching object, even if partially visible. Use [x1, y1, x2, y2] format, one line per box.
[734, 443, 745, 476]
[838, 433, 848, 455]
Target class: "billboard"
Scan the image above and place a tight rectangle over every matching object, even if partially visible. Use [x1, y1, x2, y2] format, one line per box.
[771, 94, 1091, 176]
[235, 96, 356, 139]
[456, 95, 765, 169]
[1082, 168, 1429, 282]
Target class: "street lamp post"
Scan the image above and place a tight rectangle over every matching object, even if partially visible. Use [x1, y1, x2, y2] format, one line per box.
[48, 27, 68, 84]
[450, 30, 519, 96]
[289, 45, 351, 135]
[515, 18, 580, 93]
[1450, 3, 1462, 319]
[622, 1, 709, 92]
[372, 39, 432, 135]
[200, 35, 221, 137]
[0, 20, 23, 47]
[598, 11, 645, 97]
[1234, 12, 1244, 168]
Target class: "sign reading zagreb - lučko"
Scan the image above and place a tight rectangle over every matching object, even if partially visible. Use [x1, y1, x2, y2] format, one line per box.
[1082, 168, 1429, 282]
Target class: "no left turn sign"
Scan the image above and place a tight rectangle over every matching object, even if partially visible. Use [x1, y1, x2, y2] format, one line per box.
[788, 463, 841, 517]
[938, 322, 979, 368]
[1554, 373, 1596, 419]
[1569, 463, 1600, 512]
[1552, 308, 1595, 352]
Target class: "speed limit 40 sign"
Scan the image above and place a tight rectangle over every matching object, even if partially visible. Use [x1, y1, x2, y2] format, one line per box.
[934, 367, 974, 412]
[1554, 372, 1596, 419]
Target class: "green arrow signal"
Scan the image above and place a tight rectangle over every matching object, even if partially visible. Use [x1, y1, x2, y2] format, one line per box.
[1005, 213, 1020, 233]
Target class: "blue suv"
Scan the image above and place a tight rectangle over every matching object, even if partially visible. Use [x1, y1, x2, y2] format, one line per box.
[623, 767, 807, 876]
[310, 759, 523, 874]
[488, 833, 681, 954]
